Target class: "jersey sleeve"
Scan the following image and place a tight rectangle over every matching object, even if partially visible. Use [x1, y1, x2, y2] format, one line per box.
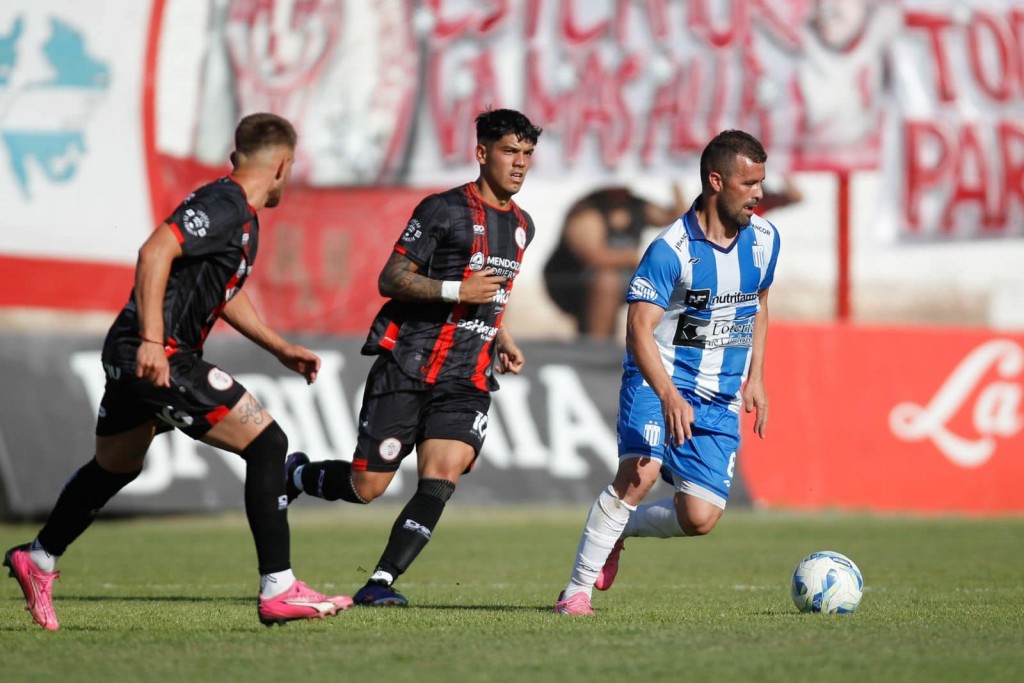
[165, 195, 249, 258]
[626, 238, 681, 309]
[395, 194, 451, 266]
[759, 223, 782, 290]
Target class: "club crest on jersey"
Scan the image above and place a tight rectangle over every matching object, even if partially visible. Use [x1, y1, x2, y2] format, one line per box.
[379, 437, 402, 461]
[182, 208, 210, 237]
[515, 226, 527, 249]
[628, 277, 657, 301]
[469, 252, 486, 271]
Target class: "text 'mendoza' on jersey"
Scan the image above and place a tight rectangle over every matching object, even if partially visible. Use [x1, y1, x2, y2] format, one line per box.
[624, 200, 781, 412]
[361, 183, 535, 391]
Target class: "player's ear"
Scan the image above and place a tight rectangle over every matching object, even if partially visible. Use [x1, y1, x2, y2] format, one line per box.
[475, 142, 488, 165]
[708, 170, 724, 193]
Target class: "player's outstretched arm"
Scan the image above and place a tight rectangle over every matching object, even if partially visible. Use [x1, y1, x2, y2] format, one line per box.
[626, 301, 694, 444]
[221, 290, 321, 384]
[743, 288, 770, 438]
[134, 224, 183, 387]
[495, 327, 525, 374]
[378, 251, 505, 304]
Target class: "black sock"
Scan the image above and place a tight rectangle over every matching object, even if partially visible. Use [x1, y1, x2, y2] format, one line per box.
[242, 422, 291, 575]
[374, 478, 456, 582]
[37, 457, 140, 556]
[300, 460, 367, 504]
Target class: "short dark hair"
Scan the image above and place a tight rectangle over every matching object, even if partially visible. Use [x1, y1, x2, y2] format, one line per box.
[699, 130, 767, 190]
[234, 113, 297, 156]
[476, 108, 542, 145]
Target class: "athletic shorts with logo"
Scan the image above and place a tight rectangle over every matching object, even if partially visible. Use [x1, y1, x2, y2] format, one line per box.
[616, 377, 739, 501]
[96, 356, 247, 439]
[354, 353, 491, 473]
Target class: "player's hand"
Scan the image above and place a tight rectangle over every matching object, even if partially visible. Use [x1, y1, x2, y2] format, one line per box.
[662, 391, 694, 446]
[496, 337, 525, 375]
[457, 269, 506, 304]
[278, 343, 321, 384]
[136, 341, 170, 388]
[743, 379, 768, 438]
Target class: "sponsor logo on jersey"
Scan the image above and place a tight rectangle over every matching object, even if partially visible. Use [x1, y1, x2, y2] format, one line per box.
[182, 208, 210, 237]
[401, 218, 422, 242]
[469, 251, 485, 271]
[207, 367, 234, 391]
[515, 226, 527, 248]
[157, 406, 194, 429]
[685, 289, 711, 309]
[473, 223, 486, 235]
[379, 437, 402, 461]
[452, 316, 499, 340]
[486, 255, 520, 279]
[628, 277, 658, 301]
[712, 291, 758, 306]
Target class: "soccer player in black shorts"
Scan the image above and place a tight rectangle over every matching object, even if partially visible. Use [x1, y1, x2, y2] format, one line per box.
[285, 108, 542, 606]
[3, 113, 352, 630]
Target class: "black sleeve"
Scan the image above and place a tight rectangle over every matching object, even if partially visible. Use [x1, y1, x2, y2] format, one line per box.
[166, 194, 249, 257]
[395, 194, 451, 266]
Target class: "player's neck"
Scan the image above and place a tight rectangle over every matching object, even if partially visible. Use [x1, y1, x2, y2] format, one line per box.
[695, 203, 739, 247]
[231, 171, 270, 212]
[473, 177, 513, 210]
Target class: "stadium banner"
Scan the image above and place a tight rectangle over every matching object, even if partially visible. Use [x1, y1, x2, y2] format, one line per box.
[3, 0, 914, 329]
[0, 334, 718, 517]
[741, 323, 1024, 515]
[884, 0, 1024, 240]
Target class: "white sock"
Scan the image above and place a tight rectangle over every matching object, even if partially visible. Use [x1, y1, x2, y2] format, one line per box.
[623, 498, 686, 538]
[369, 569, 395, 586]
[29, 538, 58, 572]
[292, 465, 305, 493]
[259, 569, 296, 598]
[563, 486, 636, 599]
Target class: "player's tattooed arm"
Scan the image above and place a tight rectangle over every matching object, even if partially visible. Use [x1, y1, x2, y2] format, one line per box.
[378, 252, 442, 302]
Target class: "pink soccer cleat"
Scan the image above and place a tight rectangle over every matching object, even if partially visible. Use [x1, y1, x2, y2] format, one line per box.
[554, 590, 594, 616]
[595, 539, 625, 591]
[4, 544, 60, 631]
[258, 580, 353, 626]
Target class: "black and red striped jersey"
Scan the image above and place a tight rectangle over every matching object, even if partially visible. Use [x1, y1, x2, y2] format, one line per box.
[102, 177, 258, 368]
[362, 182, 535, 391]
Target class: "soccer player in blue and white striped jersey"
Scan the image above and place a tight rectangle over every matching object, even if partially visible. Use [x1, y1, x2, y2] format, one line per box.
[556, 130, 780, 615]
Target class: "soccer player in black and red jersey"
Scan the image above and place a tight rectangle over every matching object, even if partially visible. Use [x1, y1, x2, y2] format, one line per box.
[286, 108, 542, 606]
[3, 113, 353, 630]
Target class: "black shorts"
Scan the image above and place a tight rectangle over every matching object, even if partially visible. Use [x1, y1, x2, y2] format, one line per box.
[95, 356, 248, 440]
[353, 353, 491, 473]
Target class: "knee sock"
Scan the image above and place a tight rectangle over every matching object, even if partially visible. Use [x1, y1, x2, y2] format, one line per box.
[564, 486, 636, 598]
[370, 478, 455, 585]
[36, 457, 141, 562]
[241, 422, 291, 576]
[297, 460, 367, 504]
[623, 497, 686, 538]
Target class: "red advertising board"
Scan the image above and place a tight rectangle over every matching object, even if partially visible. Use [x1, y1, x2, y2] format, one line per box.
[741, 323, 1024, 515]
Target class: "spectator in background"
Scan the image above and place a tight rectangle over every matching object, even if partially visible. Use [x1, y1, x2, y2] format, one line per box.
[544, 180, 798, 341]
[543, 186, 687, 340]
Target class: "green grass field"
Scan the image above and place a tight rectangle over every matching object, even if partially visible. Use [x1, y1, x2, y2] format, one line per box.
[2, 505, 1023, 682]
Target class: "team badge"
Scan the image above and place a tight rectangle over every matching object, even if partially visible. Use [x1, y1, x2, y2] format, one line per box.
[514, 226, 527, 249]
[379, 437, 402, 461]
[469, 252, 486, 271]
[207, 368, 234, 391]
[628, 277, 658, 301]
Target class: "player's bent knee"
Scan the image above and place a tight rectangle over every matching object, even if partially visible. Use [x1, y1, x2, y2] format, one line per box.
[350, 472, 392, 502]
[418, 478, 456, 502]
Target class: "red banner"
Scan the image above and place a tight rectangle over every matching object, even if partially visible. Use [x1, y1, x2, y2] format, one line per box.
[741, 323, 1024, 515]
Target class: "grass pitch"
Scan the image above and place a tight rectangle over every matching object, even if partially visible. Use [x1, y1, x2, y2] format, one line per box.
[2, 505, 1023, 683]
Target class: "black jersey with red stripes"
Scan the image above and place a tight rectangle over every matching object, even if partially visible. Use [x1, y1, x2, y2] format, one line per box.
[102, 176, 258, 368]
[361, 182, 535, 391]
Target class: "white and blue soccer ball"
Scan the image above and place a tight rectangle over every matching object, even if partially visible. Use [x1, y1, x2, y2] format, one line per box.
[791, 551, 863, 614]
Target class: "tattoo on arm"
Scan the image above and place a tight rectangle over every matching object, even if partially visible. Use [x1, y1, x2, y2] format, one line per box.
[238, 395, 267, 426]
[380, 253, 442, 302]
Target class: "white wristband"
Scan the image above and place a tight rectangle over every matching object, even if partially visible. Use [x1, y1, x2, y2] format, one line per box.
[441, 280, 461, 303]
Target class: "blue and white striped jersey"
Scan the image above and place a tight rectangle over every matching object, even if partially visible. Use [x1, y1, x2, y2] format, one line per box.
[623, 201, 781, 412]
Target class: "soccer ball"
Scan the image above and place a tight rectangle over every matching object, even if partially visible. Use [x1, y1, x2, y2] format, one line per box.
[791, 551, 863, 614]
